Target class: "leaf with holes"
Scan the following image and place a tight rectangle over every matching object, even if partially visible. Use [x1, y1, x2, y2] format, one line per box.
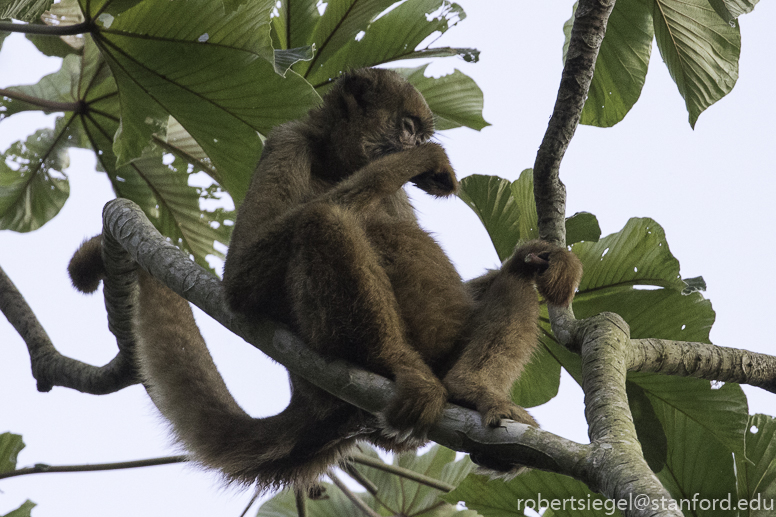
[304, 0, 475, 87]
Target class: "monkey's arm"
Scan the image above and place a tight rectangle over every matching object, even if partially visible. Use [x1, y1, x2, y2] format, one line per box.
[324, 142, 458, 210]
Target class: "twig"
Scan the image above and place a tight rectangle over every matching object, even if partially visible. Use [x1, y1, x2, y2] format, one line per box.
[329, 472, 381, 517]
[0, 455, 187, 480]
[348, 453, 454, 492]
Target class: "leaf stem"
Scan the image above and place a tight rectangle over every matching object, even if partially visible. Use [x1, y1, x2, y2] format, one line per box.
[348, 453, 455, 492]
[329, 472, 382, 517]
[0, 455, 187, 480]
[0, 21, 91, 35]
[0, 87, 83, 112]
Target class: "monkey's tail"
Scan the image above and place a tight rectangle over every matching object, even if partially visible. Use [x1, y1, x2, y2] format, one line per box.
[136, 272, 361, 491]
[69, 236, 359, 491]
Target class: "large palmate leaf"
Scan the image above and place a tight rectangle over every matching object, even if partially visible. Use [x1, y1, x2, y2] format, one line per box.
[304, 0, 476, 87]
[654, 0, 740, 127]
[82, 0, 320, 202]
[564, 0, 653, 127]
[111, 152, 232, 270]
[564, 0, 742, 127]
[395, 64, 489, 131]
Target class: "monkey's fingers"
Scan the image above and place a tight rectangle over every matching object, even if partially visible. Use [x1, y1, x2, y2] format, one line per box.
[380, 372, 447, 442]
[410, 169, 458, 197]
[479, 401, 538, 428]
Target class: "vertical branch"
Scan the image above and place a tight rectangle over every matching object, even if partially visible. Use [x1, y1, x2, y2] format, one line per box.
[533, 0, 615, 246]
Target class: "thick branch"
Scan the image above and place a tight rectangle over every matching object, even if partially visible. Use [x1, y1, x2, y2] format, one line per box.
[575, 313, 678, 517]
[0, 264, 137, 394]
[533, 0, 615, 246]
[629, 339, 776, 393]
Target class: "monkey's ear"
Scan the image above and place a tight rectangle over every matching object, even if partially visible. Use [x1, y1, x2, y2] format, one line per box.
[338, 71, 376, 116]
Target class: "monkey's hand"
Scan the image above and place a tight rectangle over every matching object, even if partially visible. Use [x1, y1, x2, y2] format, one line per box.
[409, 142, 458, 197]
[380, 369, 448, 443]
[509, 241, 583, 307]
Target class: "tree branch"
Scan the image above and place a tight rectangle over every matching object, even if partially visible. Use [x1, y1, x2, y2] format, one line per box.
[629, 339, 776, 393]
[0, 264, 137, 394]
[98, 197, 594, 484]
[532, 0, 615, 247]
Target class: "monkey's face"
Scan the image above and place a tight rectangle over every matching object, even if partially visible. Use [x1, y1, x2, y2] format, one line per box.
[327, 69, 435, 169]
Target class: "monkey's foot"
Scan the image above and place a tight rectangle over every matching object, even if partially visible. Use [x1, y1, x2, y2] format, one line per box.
[479, 400, 538, 428]
[380, 372, 448, 443]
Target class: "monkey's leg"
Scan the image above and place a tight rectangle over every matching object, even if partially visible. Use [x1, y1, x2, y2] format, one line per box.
[287, 203, 448, 438]
[443, 270, 540, 428]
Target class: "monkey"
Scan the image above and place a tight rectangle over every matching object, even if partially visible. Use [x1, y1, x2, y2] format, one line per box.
[69, 68, 583, 493]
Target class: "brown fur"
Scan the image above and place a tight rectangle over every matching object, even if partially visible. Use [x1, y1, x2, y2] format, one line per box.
[69, 68, 583, 493]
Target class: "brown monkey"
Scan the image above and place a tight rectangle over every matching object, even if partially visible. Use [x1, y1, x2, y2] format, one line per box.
[70, 68, 583, 492]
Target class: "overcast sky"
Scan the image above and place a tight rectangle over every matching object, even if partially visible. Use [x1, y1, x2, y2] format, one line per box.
[2, 1, 775, 516]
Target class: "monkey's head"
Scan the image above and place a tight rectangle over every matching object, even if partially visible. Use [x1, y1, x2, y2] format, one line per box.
[314, 68, 436, 175]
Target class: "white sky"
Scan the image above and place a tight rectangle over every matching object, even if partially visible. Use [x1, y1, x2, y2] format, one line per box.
[1, 1, 775, 515]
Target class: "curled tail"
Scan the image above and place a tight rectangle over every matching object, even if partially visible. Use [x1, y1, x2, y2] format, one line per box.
[69, 236, 359, 491]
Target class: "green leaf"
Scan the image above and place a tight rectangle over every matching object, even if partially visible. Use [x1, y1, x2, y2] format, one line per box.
[2, 500, 36, 517]
[0, 432, 25, 473]
[301, 0, 398, 77]
[563, 0, 653, 128]
[394, 64, 489, 131]
[87, 0, 320, 202]
[270, 0, 321, 50]
[573, 218, 685, 293]
[626, 381, 667, 472]
[0, 128, 70, 232]
[648, 379, 740, 514]
[509, 169, 538, 242]
[736, 415, 776, 516]
[707, 0, 760, 24]
[565, 212, 601, 244]
[256, 445, 472, 517]
[110, 151, 232, 273]
[305, 0, 469, 87]
[25, 0, 85, 57]
[631, 372, 747, 460]
[458, 174, 521, 262]
[653, 0, 740, 127]
[445, 469, 623, 517]
[0, 0, 53, 21]
[510, 340, 561, 408]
